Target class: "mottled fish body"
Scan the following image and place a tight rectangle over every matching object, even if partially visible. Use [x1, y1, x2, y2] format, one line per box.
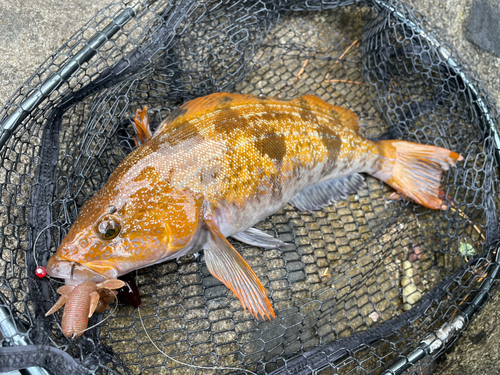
[47, 93, 462, 322]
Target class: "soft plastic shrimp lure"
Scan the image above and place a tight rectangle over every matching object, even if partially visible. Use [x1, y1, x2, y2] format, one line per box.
[45, 279, 125, 338]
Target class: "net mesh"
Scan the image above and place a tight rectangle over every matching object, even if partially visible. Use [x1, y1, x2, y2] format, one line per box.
[0, 0, 499, 374]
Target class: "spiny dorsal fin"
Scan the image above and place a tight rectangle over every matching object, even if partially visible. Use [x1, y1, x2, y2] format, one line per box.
[290, 173, 365, 212]
[165, 93, 256, 124]
[132, 106, 153, 146]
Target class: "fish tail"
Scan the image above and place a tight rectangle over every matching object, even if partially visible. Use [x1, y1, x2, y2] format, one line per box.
[374, 140, 463, 210]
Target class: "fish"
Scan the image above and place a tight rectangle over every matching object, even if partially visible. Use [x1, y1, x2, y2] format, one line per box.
[46, 93, 462, 322]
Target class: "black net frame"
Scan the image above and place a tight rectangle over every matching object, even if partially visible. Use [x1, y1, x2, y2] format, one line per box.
[0, 0, 499, 374]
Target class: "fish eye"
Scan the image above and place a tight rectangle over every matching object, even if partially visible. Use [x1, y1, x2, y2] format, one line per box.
[97, 216, 121, 240]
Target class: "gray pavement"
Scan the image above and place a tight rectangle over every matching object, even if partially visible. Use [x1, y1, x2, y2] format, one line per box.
[0, 0, 499, 374]
[0, 0, 110, 109]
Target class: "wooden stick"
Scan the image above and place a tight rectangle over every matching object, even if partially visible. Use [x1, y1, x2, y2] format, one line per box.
[320, 268, 331, 277]
[449, 206, 485, 242]
[325, 39, 359, 80]
[325, 79, 365, 85]
[296, 58, 310, 80]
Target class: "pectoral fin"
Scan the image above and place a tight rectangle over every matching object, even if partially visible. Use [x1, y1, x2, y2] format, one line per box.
[231, 227, 286, 249]
[203, 214, 275, 320]
[89, 291, 101, 317]
[290, 173, 365, 212]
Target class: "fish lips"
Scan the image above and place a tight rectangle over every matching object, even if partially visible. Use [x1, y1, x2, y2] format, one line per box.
[46, 256, 118, 285]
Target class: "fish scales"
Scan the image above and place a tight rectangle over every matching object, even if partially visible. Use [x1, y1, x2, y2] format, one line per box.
[46, 93, 462, 328]
[148, 94, 374, 205]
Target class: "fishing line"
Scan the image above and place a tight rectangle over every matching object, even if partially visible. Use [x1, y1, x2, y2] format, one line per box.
[32, 223, 64, 284]
[138, 306, 258, 374]
[32, 223, 57, 268]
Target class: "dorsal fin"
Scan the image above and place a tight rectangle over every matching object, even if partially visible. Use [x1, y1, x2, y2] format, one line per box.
[157, 93, 360, 136]
[132, 106, 153, 146]
[290, 95, 360, 132]
[165, 93, 257, 123]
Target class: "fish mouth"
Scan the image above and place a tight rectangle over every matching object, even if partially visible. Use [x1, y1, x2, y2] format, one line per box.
[46, 256, 118, 285]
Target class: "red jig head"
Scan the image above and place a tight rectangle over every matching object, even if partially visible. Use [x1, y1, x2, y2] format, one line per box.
[35, 266, 47, 278]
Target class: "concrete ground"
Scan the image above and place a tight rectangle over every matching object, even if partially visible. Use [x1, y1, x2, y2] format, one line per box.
[0, 0, 499, 374]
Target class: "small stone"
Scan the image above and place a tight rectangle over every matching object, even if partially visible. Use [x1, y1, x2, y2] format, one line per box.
[368, 311, 379, 322]
[406, 290, 422, 305]
[401, 276, 422, 311]
[402, 303, 412, 311]
[466, 0, 500, 57]
[459, 242, 476, 257]
[408, 245, 421, 262]
[470, 330, 487, 345]
[402, 261, 413, 277]
[401, 276, 412, 288]
[403, 282, 418, 297]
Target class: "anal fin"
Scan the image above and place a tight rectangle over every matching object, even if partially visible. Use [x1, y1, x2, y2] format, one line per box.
[290, 173, 365, 212]
[203, 213, 275, 320]
[231, 228, 286, 249]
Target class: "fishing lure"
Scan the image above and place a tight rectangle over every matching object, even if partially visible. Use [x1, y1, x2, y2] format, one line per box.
[45, 279, 125, 338]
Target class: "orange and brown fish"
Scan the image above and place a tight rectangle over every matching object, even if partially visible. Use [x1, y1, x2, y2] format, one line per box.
[46, 93, 462, 324]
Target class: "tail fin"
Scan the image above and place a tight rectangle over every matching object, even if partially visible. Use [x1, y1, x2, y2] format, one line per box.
[375, 140, 463, 210]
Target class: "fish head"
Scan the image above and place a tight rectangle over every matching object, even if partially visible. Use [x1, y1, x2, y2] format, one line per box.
[47, 169, 205, 285]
